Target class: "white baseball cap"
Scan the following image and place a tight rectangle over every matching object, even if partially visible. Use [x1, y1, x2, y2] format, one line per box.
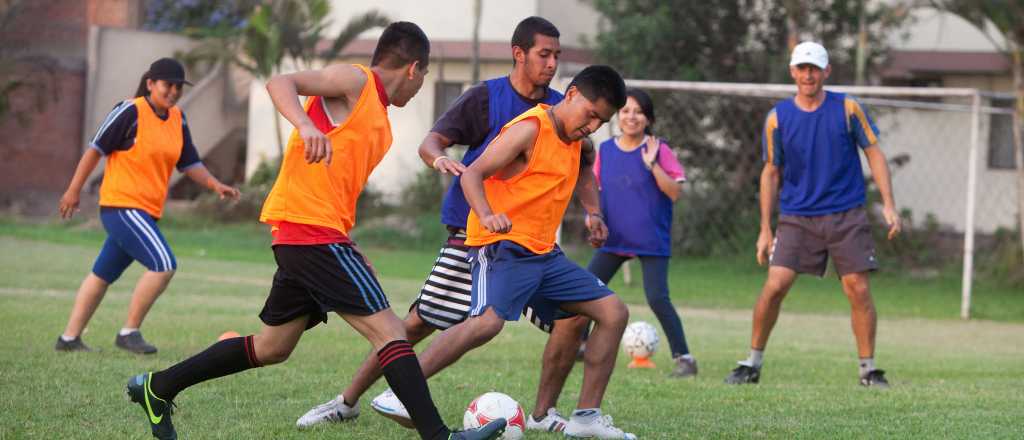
[790, 41, 828, 69]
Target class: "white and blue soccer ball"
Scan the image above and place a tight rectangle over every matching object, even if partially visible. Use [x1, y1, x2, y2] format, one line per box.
[621, 321, 660, 359]
[463, 392, 525, 440]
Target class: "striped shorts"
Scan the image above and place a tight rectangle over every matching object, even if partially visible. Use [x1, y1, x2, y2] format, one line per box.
[92, 207, 177, 283]
[414, 231, 562, 332]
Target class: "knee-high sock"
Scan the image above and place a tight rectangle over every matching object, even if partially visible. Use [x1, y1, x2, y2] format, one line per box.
[378, 340, 450, 440]
[150, 336, 262, 401]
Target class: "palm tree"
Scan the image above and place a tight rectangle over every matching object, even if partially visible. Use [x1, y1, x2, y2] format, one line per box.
[184, 0, 390, 156]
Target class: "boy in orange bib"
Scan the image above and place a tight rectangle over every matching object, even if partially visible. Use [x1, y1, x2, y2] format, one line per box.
[418, 65, 637, 440]
[124, 23, 504, 440]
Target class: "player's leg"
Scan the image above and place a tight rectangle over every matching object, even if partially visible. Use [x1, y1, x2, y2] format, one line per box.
[829, 208, 886, 387]
[527, 313, 588, 432]
[585, 250, 627, 284]
[638, 255, 697, 377]
[109, 208, 178, 354]
[57, 235, 127, 351]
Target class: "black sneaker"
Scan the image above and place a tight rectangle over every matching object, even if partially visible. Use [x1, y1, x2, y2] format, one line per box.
[860, 369, 890, 388]
[55, 336, 94, 352]
[116, 331, 158, 354]
[450, 418, 507, 440]
[724, 364, 761, 384]
[126, 373, 177, 440]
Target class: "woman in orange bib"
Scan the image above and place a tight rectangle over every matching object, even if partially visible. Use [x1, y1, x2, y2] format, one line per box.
[55, 58, 239, 354]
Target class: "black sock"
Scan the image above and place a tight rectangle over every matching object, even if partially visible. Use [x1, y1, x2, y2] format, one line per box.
[378, 340, 450, 440]
[150, 335, 262, 401]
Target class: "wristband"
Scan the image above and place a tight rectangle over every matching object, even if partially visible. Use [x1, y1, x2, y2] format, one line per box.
[432, 156, 450, 169]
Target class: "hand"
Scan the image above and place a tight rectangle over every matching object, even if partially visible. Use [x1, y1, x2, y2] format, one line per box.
[585, 213, 608, 248]
[882, 205, 902, 240]
[641, 135, 659, 170]
[481, 213, 512, 233]
[755, 229, 773, 266]
[58, 189, 80, 219]
[433, 156, 466, 176]
[299, 123, 332, 165]
[213, 182, 241, 201]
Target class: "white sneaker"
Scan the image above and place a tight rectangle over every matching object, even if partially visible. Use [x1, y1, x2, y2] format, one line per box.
[370, 389, 414, 429]
[526, 407, 568, 432]
[296, 395, 359, 428]
[564, 413, 637, 439]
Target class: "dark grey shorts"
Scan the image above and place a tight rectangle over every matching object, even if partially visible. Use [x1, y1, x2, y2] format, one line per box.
[770, 207, 878, 277]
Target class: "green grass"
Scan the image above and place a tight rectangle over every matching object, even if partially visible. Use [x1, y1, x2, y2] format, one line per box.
[1, 225, 1023, 438]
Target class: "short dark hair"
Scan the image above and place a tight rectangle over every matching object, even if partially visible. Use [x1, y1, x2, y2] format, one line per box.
[626, 88, 656, 134]
[371, 21, 430, 69]
[567, 65, 627, 109]
[511, 16, 559, 53]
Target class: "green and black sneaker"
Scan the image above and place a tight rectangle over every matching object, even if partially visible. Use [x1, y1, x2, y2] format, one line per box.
[450, 418, 507, 440]
[126, 373, 177, 440]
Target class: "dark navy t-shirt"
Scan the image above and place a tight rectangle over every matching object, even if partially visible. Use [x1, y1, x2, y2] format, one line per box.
[89, 99, 202, 171]
[433, 77, 563, 229]
[762, 91, 880, 216]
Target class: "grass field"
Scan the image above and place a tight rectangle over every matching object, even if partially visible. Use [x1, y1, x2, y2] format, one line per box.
[1, 222, 1022, 439]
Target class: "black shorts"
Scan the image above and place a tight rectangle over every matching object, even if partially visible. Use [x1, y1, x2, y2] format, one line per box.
[259, 243, 390, 330]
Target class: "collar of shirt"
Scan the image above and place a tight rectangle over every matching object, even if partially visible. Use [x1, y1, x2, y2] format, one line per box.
[372, 70, 389, 107]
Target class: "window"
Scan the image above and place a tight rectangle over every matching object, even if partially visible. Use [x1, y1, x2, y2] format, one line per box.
[988, 99, 1018, 170]
[434, 81, 464, 122]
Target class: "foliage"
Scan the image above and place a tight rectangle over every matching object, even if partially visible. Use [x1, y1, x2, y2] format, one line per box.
[143, 0, 259, 33]
[0, 0, 59, 123]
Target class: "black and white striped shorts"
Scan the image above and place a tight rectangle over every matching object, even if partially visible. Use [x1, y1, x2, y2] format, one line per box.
[413, 231, 567, 332]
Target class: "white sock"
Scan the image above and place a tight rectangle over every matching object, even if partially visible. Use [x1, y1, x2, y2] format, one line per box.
[740, 349, 764, 367]
[571, 408, 601, 424]
[60, 334, 77, 342]
[119, 327, 139, 336]
[859, 358, 876, 376]
[676, 353, 694, 361]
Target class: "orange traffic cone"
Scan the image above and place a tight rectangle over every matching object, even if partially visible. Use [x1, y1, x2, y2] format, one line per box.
[627, 355, 656, 369]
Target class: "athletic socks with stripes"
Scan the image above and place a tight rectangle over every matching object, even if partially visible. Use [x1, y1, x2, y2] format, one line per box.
[378, 339, 450, 440]
[149, 335, 262, 401]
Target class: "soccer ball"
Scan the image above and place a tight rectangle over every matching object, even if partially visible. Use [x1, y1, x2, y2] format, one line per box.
[621, 321, 660, 359]
[463, 392, 526, 440]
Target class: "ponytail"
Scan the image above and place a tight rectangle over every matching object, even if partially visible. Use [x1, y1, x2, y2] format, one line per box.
[133, 72, 149, 98]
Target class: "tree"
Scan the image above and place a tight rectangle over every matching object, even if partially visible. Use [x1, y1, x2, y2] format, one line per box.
[181, 0, 389, 156]
[932, 0, 1024, 259]
[588, 0, 908, 255]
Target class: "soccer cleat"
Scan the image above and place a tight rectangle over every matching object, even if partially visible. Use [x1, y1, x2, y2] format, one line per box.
[669, 355, 698, 378]
[296, 395, 360, 428]
[450, 418, 507, 440]
[370, 389, 413, 429]
[526, 407, 568, 432]
[126, 373, 177, 440]
[724, 363, 761, 384]
[55, 336, 94, 352]
[860, 369, 890, 388]
[564, 413, 637, 440]
[116, 331, 158, 354]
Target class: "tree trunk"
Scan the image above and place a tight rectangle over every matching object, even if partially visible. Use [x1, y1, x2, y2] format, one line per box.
[471, 0, 481, 84]
[1011, 46, 1024, 260]
[855, 0, 868, 85]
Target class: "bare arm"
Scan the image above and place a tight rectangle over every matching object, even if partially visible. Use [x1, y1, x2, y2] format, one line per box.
[461, 119, 539, 233]
[641, 137, 682, 201]
[756, 161, 780, 266]
[183, 164, 240, 201]
[863, 145, 901, 240]
[576, 138, 607, 247]
[264, 64, 366, 165]
[418, 132, 466, 175]
[59, 148, 103, 219]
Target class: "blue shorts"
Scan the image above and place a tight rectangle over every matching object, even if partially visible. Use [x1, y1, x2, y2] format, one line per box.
[92, 207, 177, 283]
[468, 240, 613, 323]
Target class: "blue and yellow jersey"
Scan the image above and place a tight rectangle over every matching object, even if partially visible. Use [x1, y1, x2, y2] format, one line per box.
[761, 91, 880, 216]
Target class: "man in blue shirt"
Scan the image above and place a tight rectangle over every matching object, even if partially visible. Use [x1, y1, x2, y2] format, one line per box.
[725, 42, 902, 388]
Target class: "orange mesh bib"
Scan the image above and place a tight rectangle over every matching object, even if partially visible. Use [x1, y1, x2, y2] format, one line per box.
[260, 65, 392, 235]
[98, 97, 183, 219]
[466, 104, 581, 254]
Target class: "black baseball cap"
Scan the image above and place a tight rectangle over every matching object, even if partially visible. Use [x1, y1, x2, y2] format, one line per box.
[147, 58, 192, 85]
